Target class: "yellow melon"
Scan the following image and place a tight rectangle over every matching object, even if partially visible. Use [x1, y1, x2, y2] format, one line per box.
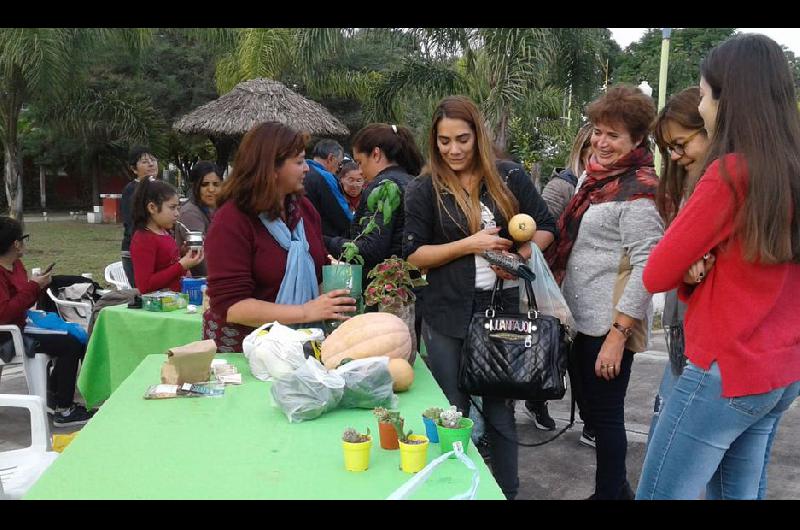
[387, 357, 414, 392]
[508, 213, 537, 242]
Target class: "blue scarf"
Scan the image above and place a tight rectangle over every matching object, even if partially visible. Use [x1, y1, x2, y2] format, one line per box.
[307, 159, 353, 222]
[259, 214, 319, 305]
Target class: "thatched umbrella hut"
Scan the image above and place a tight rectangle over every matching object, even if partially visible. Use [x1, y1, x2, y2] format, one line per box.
[173, 78, 349, 171]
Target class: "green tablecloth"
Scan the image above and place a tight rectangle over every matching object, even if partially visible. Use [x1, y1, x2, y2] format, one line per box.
[78, 305, 203, 408]
[27, 354, 505, 500]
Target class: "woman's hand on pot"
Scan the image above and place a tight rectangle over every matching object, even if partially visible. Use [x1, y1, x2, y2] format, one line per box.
[466, 227, 513, 254]
[595, 332, 625, 381]
[302, 289, 356, 322]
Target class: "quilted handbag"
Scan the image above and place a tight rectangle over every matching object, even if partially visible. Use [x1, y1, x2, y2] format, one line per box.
[458, 276, 569, 401]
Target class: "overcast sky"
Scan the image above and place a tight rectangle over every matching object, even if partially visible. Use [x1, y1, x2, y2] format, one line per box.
[609, 28, 800, 54]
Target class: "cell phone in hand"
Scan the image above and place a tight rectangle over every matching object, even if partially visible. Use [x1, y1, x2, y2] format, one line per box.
[43, 262, 56, 274]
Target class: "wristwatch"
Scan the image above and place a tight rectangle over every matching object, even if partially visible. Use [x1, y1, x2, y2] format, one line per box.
[612, 322, 633, 338]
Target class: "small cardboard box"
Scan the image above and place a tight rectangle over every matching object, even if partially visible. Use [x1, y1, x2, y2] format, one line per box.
[161, 339, 217, 385]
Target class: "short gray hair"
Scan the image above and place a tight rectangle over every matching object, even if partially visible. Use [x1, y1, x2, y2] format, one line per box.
[311, 139, 343, 160]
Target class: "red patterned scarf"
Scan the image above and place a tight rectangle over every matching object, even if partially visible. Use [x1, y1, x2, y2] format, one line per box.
[545, 146, 658, 285]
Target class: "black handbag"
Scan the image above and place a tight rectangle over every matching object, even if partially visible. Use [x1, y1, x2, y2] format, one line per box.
[458, 276, 569, 401]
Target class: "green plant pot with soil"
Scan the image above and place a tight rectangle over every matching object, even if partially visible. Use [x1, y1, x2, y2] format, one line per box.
[322, 264, 363, 333]
[437, 409, 474, 458]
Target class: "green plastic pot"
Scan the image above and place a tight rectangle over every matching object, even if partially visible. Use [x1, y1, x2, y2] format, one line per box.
[436, 418, 474, 458]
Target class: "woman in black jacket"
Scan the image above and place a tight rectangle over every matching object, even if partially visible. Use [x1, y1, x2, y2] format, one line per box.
[403, 96, 556, 499]
[325, 123, 424, 283]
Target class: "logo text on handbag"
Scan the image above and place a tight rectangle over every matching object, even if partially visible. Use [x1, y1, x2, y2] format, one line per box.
[484, 318, 535, 333]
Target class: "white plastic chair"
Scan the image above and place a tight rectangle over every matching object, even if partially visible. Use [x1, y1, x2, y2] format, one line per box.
[46, 288, 92, 332]
[0, 394, 58, 499]
[104, 261, 131, 290]
[0, 325, 54, 413]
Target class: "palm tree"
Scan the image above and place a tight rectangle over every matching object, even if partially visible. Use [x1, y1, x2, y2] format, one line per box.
[0, 28, 152, 224]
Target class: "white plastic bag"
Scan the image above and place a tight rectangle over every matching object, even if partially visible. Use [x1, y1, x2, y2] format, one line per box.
[242, 322, 324, 381]
[520, 245, 577, 337]
[335, 357, 399, 410]
[270, 358, 346, 423]
[386, 442, 479, 500]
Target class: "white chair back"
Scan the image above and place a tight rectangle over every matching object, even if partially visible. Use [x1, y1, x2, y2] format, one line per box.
[104, 261, 131, 290]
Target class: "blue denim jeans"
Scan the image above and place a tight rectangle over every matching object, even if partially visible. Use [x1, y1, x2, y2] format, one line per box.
[636, 361, 800, 499]
[646, 362, 678, 448]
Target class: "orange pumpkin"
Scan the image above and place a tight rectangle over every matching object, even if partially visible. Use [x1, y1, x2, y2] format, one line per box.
[321, 312, 412, 369]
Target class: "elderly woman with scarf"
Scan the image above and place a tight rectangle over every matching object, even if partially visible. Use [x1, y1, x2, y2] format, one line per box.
[545, 84, 664, 500]
[202, 122, 356, 353]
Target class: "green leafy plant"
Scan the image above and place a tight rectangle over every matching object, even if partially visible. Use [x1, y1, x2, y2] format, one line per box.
[422, 407, 444, 421]
[342, 427, 371, 443]
[364, 255, 428, 307]
[387, 413, 418, 444]
[338, 180, 402, 265]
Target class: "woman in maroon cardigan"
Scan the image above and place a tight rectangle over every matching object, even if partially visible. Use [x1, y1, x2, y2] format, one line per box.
[637, 34, 800, 500]
[203, 122, 356, 353]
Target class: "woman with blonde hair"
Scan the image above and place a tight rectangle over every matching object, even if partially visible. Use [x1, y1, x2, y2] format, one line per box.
[541, 122, 594, 220]
[404, 95, 556, 499]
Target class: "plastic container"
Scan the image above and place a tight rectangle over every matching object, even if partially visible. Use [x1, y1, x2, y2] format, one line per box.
[398, 434, 429, 473]
[422, 415, 439, 443]
[437, 418, 474, 458]
[181, 277, 207, 306]
[342, 436, 372, 472]
[142, 291, 189, 312]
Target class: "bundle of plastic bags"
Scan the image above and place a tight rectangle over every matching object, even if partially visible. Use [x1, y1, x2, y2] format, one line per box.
[242, 322, 324, 381]
[270, 356, 398, 423]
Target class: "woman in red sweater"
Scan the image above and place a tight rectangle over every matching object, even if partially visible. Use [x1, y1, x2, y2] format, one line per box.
[130, 179, 204, 294]
[202, 122, 356, 353]
[637, 34, 800, 500]
[0, 217, 93, 426]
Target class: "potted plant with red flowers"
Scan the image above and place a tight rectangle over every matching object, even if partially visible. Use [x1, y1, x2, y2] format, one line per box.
[364, 255, 428, 362]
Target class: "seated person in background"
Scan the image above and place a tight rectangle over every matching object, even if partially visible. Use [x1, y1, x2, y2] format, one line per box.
[202, 122, 355, 353]
[0, 217, 93, 426]
[175, 160, 221, 277]
[302, 139, 353, 245]
[120, 146, 160, 287]
[336, 158, 364, 215]
[130, 179, 203, 294]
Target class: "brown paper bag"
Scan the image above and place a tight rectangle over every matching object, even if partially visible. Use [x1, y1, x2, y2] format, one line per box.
[161, 339, 217, 385]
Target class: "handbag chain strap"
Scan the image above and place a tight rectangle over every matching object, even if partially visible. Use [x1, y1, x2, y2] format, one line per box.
[468, 393, 576, 448]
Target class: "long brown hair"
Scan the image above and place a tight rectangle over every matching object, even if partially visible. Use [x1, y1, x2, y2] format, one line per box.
[217, 122, 309, 220]
[701, 33, 800, 264]
[428, 96, 518, 234]
[566, 122, 593, 176]
[653, 87, 707, 226]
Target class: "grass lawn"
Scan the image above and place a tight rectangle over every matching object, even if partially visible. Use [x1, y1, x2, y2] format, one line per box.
[24, 221, 124, 288]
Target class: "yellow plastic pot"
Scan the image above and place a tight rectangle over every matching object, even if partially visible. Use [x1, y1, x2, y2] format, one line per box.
[398, 434, 429, 473]
[342, 436, 372, 472]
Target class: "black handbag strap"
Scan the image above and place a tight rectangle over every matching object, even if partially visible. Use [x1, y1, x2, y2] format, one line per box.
[487, 276, 539, 315]
[468, 393, 576, 448]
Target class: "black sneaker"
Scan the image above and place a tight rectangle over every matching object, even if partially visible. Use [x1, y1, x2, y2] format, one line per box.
[579, 426, 596, 448]
[525, 400, 556, 431]
[53, 404, 94, 427]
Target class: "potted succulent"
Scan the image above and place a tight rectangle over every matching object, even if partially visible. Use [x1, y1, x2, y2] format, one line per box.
[421, 406, 444, 443]
[323, 180, 403, 332]
[341, 427, 372, 472]
[364, 255, 428, 362]
[436, 406, 474, 458]
[373, 406, 400, 450]
[388, 413, 429, 474]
